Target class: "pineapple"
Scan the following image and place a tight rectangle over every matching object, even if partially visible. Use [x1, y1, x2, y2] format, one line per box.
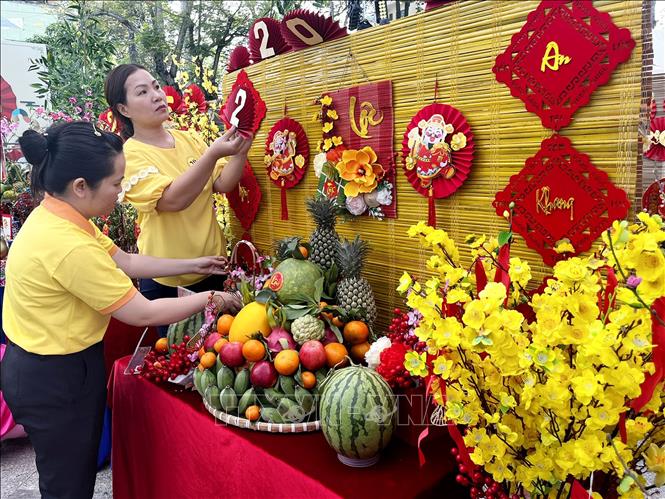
[306, 197, 339, 271]
[335, 236, 377, 326]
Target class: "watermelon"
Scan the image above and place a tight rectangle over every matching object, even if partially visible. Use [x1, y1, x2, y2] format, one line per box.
[320, 366, 396, 462]
[167, 311, 204, 353]
[271, 258, 322, 303]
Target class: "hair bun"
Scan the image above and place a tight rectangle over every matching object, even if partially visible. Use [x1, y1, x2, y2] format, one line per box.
[19, 129, 49, 166]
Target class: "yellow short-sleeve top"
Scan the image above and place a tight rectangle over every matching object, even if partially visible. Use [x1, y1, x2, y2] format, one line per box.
[120, 129, 226, 287]
[3, 195, 137, 355]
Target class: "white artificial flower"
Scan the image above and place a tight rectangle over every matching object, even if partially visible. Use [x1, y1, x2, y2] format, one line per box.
[376, 186, 393, 206]
[345, 195, 368, 216]
[313, 152, 327, 177]
[365, 336, 392, 369]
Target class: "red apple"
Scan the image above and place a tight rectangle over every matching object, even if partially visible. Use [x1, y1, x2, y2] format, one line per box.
[220, 341, 244, 367]
[250, 360, 278, 388]
[299, 340, 326, 371]
[204, 332, 222, 351]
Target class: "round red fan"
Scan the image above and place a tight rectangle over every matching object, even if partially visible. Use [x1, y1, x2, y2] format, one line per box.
[227, 46, 251, 72]
[249, 18, 290, 62]
[642, 178, 665, 217]
[264, 117, 309, 220]
[280, 9, 347, 50]
[401, 103, 474, 227]
[180, 83, 207, 114]
[219, 70, 266, 139]
[1, 76, 17, 120]
[98, 108, 122, 135]
[162, 85, 182, 114]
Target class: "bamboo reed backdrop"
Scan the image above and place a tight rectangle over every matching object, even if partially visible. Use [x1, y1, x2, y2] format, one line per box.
[223, 0, 646, 332]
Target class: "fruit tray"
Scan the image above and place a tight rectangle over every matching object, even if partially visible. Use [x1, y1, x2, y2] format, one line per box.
[202, 397, 321, 433]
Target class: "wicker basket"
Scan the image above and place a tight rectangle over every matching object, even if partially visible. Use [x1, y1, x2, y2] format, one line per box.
[202, 397, 321, 433]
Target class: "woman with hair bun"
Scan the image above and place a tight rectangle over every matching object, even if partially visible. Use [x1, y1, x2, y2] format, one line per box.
[1, 121, 241, 498]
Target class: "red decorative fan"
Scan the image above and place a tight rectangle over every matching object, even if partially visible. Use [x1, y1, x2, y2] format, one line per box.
[280, 9, 347, 50]
[645, 100, 665, 162]
[264, 117, 309, 220]
[1, 76, 17, 121]
[98, 108, 122, 135]
[493, 135, 630, 267]
[642, 178, 665, 217]
[226, 161, 262, 236]
[425, 0, 454, 11]
[227, 46, 251, 72]
[402, 103, 474, 227]
[162, 86, 182, 114]
[249, 18, 291, 62]
[180, 83, 207, 114]
[219, 70, 266, 139]
[493, 1, 635, 131]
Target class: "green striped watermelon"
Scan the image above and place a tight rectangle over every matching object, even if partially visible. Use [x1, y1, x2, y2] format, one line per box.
[319, 366, 396, 462]
[167, 311, 204, 353]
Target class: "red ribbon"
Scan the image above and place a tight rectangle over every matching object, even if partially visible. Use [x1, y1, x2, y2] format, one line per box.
[428, 194, 436, 228]
[630, 297, 665, 413]
[571, 479, 592, 499]
[474, 258, 488, 294]
[280, 187, 288, 220]
[599, 266, 618, 321]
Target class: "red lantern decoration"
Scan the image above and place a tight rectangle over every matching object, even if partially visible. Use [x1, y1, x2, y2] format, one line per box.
[494, 135, 630, 267]
[249, 18, 290, 62]
[264, 118, 309, 220]
[493, 0, 635, 131]
[401, 103, 474, 227]
[219, 70, 266, 139]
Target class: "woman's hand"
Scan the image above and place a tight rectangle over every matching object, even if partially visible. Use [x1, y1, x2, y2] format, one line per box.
[190, 256, 228, 275]
[209, 127, 251, 159]
[212, 291, 243, 314]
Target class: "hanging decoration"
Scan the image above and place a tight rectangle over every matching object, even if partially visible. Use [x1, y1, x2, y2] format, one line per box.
[219, 70, 267, 139]
[225, 161, 262, 238]
[642, 178, 665, 217]
[493, 134, 630, 267]
[313, 81, 395, 219]
[645, 99, 665, 161]
[227, 46, 251, 73]
[401, 102, 474, 227]
[493, 0, 635, 130]
[249, 18, 291, 63]
[264, 117, 309, 220]
[280, 9, 347, 50]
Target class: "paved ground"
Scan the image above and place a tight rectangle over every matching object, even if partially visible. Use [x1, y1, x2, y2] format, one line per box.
[0, 438, 112, 498]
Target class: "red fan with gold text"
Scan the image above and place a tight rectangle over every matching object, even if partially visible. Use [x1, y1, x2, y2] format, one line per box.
[280, 9, 347, 50]
[264, 117, 309, 220]
[219, 70, 266, 139]
[249, 18, 290, 62]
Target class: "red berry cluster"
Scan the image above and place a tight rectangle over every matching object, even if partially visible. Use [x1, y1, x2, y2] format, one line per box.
[451, 448, 516, 499]
[376, 342, 418, 390]
[138, 336, 194, 383]
[387, 308, 427, 353]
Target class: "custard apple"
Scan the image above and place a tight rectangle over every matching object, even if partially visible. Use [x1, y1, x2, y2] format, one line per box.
[291, 315, 325, 345]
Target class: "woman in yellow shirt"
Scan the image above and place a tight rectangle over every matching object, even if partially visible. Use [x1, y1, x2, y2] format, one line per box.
[104, 64, 252, 335]
[1, 121, 241, 498]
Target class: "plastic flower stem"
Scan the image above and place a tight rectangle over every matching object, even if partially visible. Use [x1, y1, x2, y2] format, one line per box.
[606, 229, 665, 328]
[608, 434, 648, 494]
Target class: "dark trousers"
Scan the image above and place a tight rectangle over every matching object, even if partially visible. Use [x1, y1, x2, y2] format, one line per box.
[1, 341, 106, 499]
[139, 274, 227, 337]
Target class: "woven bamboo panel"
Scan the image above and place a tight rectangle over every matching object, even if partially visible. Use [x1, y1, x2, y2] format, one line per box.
[223, 0, 645, 333]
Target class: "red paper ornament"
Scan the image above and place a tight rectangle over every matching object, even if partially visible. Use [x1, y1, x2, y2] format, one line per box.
[219, 70, 266, 139]
[642, 178, 665, 217]
[493, 134, 630, 267]
[225, 161, 262, 234]
[402, 103, 474, 227]
[97, 108, 122, 135]
[227, 46, 251, 72]
[162, 86, 182, 114]
[1, 76, 17, 120]
[280, 9, 347, 50]
[249, 18, 290, 62]
[493, 0, 635, 131]
[645, 100, 665, 161]
[264, 117, 309, 221]
[180, 83, 207, 114]
[425, 0, 454, 11]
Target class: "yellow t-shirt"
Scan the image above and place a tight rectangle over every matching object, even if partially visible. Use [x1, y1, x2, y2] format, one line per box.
[3, 195, 137, 355]
[121, 129, 226, 287]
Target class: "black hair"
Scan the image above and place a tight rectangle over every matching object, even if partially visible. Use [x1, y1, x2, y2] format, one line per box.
[104, 63, 147, 140]
[19, 121, 123, 199]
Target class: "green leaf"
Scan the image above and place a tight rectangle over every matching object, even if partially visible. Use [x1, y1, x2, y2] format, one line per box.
[497, 231, 512, 247]
[313, 276, 324, 303]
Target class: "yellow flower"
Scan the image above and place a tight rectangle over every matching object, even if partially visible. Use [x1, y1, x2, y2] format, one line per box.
[320, 95, 332, 106]
[450, 132, 467, 151]
[322, 122, 334, 133]
[508, 257, 531, 287]
[331, 135, 343, 146]
[554, 239, 575, 254]
[432, 356, 455, 379]
[322, 138, 333, 151]
[446, 288, 471, 304]
[404, 351, 428, 377]
[462, 300, 485, 329]
[311, 112, 321, 123]
[335, 147, 384, 197]
[637, 211, 664, 232]
[397, 272, 413, 294]
[644, 443, 665, 486]
[326, 109, 339, 120]
[570, 369, 604, 405]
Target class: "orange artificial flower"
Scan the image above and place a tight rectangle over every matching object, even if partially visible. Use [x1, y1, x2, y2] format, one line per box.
[335, 146, 385, 197]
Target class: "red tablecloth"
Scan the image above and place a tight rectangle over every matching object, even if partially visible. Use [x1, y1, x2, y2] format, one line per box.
[110, 356, 464, 499]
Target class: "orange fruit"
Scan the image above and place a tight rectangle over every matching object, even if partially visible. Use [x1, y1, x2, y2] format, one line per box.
[332, 316, 345, 328]
[350, 342, 371, 363]
[245, 405, 260, 422]
[200, 352, 216, 369]
[274, 349, 300, 375]
[242, 339, 266, 362]
[324, 343, 349, 369]
[298, 246, 309, 258]
[213, 338, 229, 353]
[198, 346, 206, 359]
[154, 337, 169, 353]
[343, 321, 369, 345]
[301, 371, 316, 389]
[217, 314, 235, 335]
